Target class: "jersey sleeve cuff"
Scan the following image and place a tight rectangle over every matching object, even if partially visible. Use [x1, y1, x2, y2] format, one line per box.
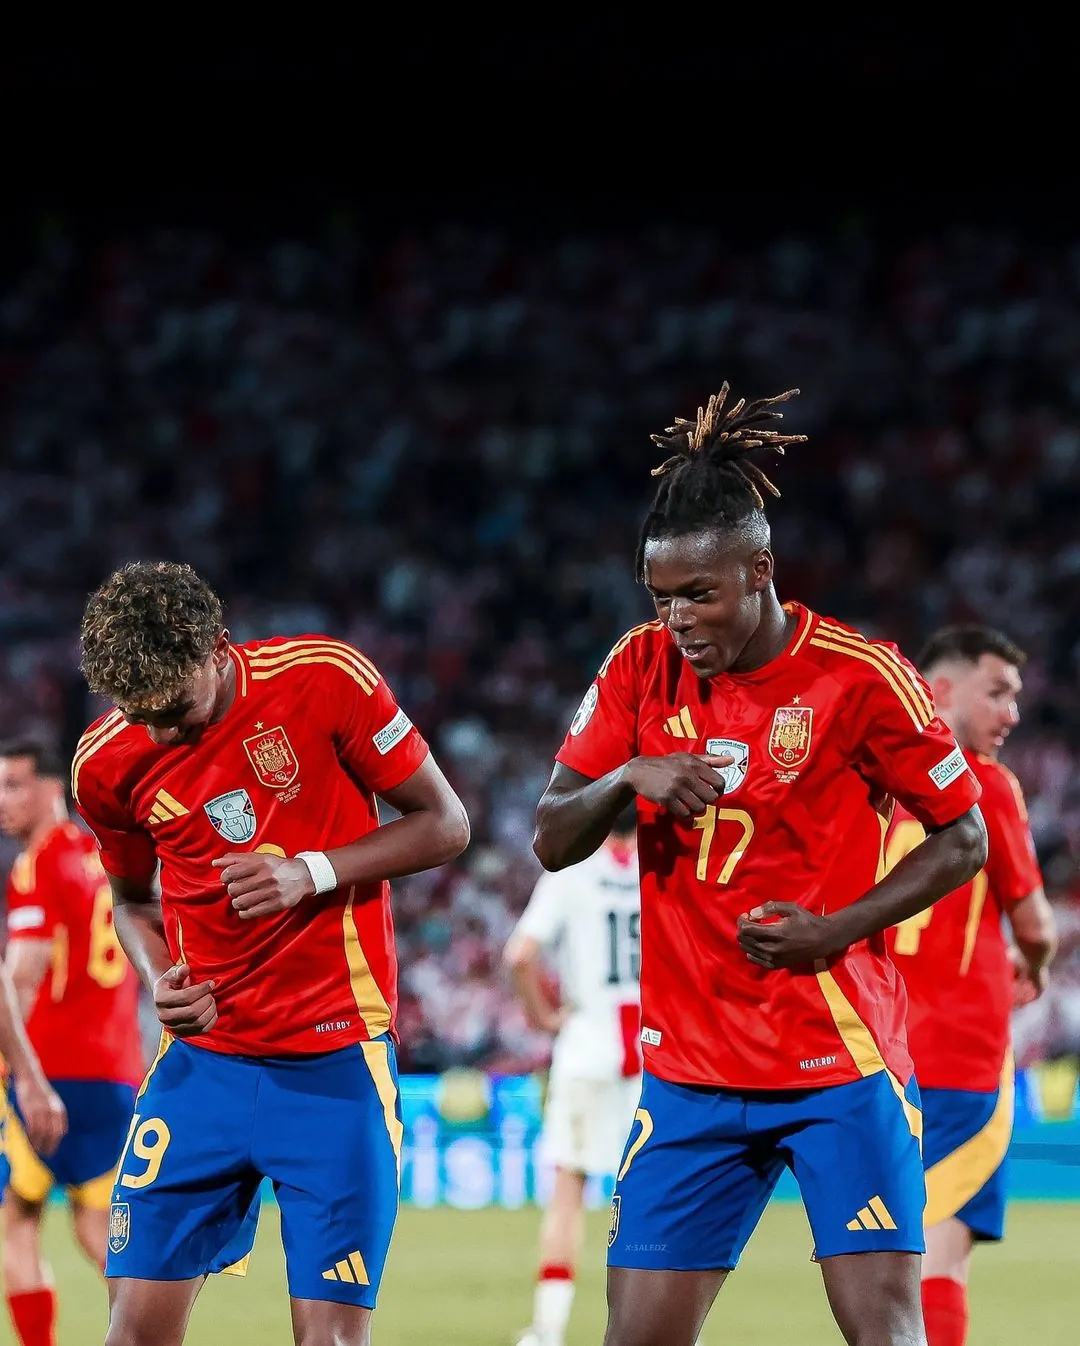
[903, 776, 982, 830]
[363, 739, 431, 796]
[553, 747, 606, 781]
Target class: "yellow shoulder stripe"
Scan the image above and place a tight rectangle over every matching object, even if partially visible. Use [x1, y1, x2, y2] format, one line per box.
[249, 653, 377, 695]
[247, 638, 379, 684]
[815, 621, 934, 720]
[74, 710, 124, 759]
[815, 622, 934, 718]
[71, 713, 128, 803]
[809, 634, 932, 731]
[598, 621, 664, 678]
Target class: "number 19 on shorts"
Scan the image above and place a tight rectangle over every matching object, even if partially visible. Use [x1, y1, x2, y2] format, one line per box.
[116, 1114, 172, 1190]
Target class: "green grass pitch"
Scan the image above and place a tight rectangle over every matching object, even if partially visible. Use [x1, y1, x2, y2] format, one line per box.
[6, 1201, 1077, 1344]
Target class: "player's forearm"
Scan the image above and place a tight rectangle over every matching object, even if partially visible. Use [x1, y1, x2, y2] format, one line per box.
[6, 941, 51, 1022]
[534, 766, 635, 871]
[111, 886, 174, 991]
[828, 805, 988, 950]
[0, 966, 48, 1085]
[12, 979, 37, 1024]
[1015, 931, 1056, 982]
[508, 959, 563, 1035]
[324, 806, 470, 888]
[1009, 889, 1058, 981]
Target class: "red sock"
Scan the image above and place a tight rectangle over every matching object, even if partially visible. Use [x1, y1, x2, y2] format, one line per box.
[6, 1287, 57, 1346]
[538, 1262, 573, 1281]
[922, 1277, 967, 1346]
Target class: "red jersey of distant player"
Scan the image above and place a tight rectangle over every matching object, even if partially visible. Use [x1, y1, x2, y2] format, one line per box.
[71, 636, 430, 1057]
[5, 820, 144, 1087]
[556, 604, 982, 1092]
[886, 751, 1040, 1092]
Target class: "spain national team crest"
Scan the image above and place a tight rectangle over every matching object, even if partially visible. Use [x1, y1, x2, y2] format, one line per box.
[204, 789, 257, 843]
[108, 1202, 130, 1254]
[243, 725, 299, 788]
[768, 705, 814, 769]
[608, 1194, 621, 1248]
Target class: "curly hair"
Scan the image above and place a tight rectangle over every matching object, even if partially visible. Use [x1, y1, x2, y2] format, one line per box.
[80, 561, 223, 709]
[635, 382, 808, 580]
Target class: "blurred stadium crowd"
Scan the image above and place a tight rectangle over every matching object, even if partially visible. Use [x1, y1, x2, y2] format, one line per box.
[1, 214, 1079, 1075]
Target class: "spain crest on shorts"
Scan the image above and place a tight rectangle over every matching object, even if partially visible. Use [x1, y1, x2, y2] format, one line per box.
[108, 1202, 130, 1254]
[768, 705, 814, 769]
[243, 725, 299, 788]
[608, 1194, 621, 1247]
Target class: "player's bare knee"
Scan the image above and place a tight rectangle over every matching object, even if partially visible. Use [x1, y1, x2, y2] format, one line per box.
[104, 1280, 203, 1346]
[104, 1318, 185, 1346]
[290, 1311, 372, 1346]
[843, 1283, 924, 1346]
[603, 1318, 698, 1346]
[845, 1329, 924, 1346]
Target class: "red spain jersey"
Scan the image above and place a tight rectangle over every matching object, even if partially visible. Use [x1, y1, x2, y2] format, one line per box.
[886, 751, 1040, 1092]
[555, 604, 982, 1092]
[5, 820, 144, 1086]
[71, 636, 430, 1058]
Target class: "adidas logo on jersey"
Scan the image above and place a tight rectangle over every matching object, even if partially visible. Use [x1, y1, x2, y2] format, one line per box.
[147, 790, 189, 826]
[663, 707, 698, 739]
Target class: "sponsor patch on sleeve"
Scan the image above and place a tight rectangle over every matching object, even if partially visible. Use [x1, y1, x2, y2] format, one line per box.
[928, 746, 967, 790]
[373, 708, 413, 756]
[7, 906, 46, 933]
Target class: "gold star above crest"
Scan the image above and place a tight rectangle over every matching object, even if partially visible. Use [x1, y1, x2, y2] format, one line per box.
[254, 721, 264, 730]
[791, 696, 801, 705]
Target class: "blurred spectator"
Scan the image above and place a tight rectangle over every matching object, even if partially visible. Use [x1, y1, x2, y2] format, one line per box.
[2, 213, 1080, 1069]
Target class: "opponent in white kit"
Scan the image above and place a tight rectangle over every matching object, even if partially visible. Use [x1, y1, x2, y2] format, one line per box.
[505, 805, 641, 1346]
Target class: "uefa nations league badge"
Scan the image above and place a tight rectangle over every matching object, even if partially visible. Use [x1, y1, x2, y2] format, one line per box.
[204, 789, 257, 843]
[705, 738, 749, 794]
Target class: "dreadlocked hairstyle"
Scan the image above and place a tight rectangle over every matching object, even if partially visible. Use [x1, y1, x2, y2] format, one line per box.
[634, 383, 808, 581]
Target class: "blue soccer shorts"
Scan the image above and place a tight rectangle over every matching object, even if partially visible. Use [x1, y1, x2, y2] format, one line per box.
[608, 1068, 925, 1270]
[106, 1034, 402, 1308]
[6, 1079, 136, 1210]
[922, 1066, 1013, 1241]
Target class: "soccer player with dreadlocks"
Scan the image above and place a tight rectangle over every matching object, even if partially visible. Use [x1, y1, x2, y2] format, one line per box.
[534, 384, 989, 1346]
[71, 562, 469, 1346]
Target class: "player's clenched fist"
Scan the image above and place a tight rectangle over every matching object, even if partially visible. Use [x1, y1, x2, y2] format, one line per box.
[213, 851, 316, 919]
[737, 902, 840, 969]
[153, 963, 218, 1037]
[625, 752, 735, 818]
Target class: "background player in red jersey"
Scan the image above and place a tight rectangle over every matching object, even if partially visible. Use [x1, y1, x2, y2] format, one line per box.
[534, 385, 989, 1346]
[0, 960, 67, 1343]
[72, 562, 469, 1346]
[884, 627, 1057, 1346]
[0, 911, 67, 1346]
[0, 738, 144, 1346]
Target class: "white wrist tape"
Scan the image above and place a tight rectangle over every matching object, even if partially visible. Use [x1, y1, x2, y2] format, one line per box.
[295, 850, 339, 895]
